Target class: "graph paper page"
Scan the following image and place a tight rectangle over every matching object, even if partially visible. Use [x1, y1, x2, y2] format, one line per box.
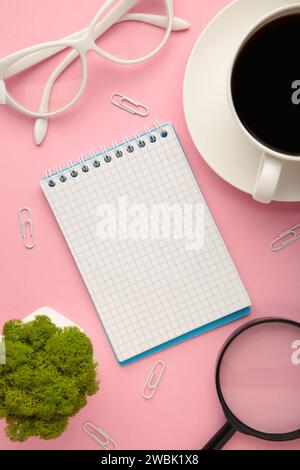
[41, 124, 250, 363]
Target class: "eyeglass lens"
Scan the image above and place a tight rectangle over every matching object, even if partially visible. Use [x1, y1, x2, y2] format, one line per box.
[5, 46, 83, 114]
[93, 0, 169, 61]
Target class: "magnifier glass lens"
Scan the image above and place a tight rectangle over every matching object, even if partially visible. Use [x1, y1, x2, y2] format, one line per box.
[219, 322, 300, 435]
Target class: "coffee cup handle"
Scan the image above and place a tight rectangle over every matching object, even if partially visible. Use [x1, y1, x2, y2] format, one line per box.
[253, 152, 283, 203]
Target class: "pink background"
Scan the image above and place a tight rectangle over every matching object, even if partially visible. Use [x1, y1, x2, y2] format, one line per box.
[0, 0, 300, 451]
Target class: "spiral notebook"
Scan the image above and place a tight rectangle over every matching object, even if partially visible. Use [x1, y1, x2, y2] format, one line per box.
[41, 123, 251, 365]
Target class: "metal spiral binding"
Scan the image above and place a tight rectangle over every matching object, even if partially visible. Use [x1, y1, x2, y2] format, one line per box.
[44, 121, 169, 187]
[56, 165, 67, 183]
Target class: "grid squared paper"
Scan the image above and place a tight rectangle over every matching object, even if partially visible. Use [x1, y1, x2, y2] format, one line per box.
[41, 124, 251, 363]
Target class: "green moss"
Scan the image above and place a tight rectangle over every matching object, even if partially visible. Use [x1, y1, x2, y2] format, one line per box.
[0, 316, 98, 441]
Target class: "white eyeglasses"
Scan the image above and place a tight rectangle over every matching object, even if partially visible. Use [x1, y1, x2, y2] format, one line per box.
[0, 0, 189, 145]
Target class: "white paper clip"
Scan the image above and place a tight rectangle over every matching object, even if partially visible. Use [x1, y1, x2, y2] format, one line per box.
[83, 422, 117, 450]
[270, 224, 300, 252]
[141, 360, 165, 400]
[19, 207, 35, 249]
[110, 92, 149, 117]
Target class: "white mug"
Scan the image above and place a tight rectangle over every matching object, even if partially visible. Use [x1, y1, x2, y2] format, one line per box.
[227, 3, 300, 204]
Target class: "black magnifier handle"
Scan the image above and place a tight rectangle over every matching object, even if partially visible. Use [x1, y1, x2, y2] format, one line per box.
[202, 422, 236, 450]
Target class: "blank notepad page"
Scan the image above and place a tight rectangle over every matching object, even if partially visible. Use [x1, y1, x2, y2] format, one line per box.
[41, 123, 251, 364]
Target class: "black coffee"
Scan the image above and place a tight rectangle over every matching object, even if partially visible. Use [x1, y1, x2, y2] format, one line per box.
[231, 13, 300, 156]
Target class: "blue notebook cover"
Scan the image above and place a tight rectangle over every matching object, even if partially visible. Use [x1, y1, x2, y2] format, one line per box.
[119, 307, 250, 365]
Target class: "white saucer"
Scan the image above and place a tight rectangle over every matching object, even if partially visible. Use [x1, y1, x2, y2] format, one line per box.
[184, 0, 300, 202]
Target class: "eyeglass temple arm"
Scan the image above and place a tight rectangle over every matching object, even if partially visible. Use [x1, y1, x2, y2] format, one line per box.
[5, 15, 189, 80]
[33, 13, 190, 145]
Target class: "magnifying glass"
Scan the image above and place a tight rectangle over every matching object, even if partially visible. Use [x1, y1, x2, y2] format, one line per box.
[203, 318, 300, 450]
